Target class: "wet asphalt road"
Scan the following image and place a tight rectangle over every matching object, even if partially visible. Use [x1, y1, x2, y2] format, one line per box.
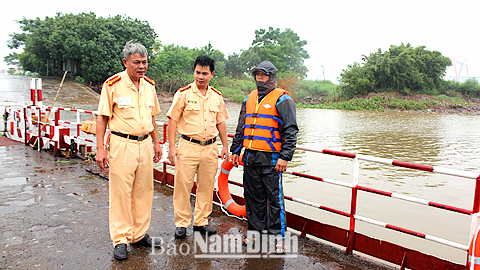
[0, 141, 396, 270]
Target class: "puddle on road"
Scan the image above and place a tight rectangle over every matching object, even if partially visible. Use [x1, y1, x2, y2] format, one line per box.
[0, 177, 27, 186]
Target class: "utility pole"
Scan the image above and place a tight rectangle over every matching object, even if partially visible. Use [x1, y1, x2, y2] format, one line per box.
[321, 65, 325, 81]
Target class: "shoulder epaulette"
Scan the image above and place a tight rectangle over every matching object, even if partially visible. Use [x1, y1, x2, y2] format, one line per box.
[211, 86, 222, 96]
[178, 84, 192, 92]
[106, 75, 121, 86]
[144, 76, 155, 85]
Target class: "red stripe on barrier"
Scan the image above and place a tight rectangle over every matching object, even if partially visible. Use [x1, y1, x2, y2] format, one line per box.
[357, 186, 393, 197]
[391, 160, 434, 172]
[291, 171, 324, 182]
[428, 202, 472, 215]
[84, 110, 93, 114]
[284, 196, 350, 217]
[228, 180, 244, 187]
[473, 175, 480, 214]
[322, 149, 356, 159]
[385, 224, 426, 238]
[321, 205, 351, 217]
[71, 109, 78, 112]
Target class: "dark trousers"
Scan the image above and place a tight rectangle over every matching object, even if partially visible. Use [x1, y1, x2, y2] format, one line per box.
[243, 165, 286, 236]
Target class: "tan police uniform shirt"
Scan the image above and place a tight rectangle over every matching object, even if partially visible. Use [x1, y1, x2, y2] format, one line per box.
[166, 82, 229, 140]
[97, 70, 160, 136]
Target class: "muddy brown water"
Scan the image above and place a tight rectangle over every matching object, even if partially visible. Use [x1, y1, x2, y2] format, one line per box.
[3, 74, 480, 267]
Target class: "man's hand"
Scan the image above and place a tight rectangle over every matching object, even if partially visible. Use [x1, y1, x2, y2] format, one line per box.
[168, 146, 178, 166]
[275, 158, 288, 173]
[96, 148, 108, 170]
[220, 147, 229, 164]
[232, 154, 240, 167]
[153, 142, 162, 163]
[95, 115, 109, 170]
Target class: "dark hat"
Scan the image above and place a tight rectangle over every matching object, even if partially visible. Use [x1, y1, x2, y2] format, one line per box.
[252, 61, 277, 78]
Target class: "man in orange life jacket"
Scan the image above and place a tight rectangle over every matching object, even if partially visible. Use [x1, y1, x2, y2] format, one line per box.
[230, 61, 298, 246]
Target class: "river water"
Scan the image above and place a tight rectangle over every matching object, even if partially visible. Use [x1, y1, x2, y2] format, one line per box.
[2, 74, 479, 265]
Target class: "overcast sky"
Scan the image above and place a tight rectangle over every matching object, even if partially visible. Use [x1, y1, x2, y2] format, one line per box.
[1, 0, 479, 82]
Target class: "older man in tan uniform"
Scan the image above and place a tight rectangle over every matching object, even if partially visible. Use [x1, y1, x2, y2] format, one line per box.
[96, 41, 162, 261]
[167, 55, 229, 239]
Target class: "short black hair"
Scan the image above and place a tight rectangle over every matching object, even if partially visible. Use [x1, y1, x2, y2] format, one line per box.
[194, 55, 215, 73]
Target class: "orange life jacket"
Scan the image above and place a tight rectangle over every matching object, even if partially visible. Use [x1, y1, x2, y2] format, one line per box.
[243, 88, 290, 152]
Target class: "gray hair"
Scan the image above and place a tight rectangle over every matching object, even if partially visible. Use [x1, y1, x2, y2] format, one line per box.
[123, 40, 147, 59]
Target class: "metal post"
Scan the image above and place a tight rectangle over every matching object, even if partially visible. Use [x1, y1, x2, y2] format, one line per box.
[76, 111, 81, 153]
[37, 107, 41, 151]
[23, 107, 27, 145]
[346, 156, 360, 254]
[30, 78, 36, 106]
[36, 78, 42, 108]
[54, 109, 60, 156]
[163, 122, 168, 144]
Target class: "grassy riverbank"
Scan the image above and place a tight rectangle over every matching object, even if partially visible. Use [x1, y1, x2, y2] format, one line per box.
[296, 91, 480, 115]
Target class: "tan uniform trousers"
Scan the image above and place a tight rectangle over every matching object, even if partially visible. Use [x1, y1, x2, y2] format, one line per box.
[174, 138, 218, 228]
[109, 134, 153, 247]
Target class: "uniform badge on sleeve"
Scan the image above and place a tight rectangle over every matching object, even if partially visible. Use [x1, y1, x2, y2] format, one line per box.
[106, 75, 121, 86]
[144, 76, 156, 85]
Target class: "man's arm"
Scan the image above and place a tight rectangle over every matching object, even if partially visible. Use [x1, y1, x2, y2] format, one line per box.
[95, 115, 109, 170]
[230, 100, 247, 167]
[150, 116, 162, 163]
[275, 95, 299, 173]
[216, 121, 229, 163]
[167, 118, 178, 166]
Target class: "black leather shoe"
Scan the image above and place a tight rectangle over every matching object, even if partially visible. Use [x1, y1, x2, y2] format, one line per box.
[113, 244, 128, 260]
[193, 225, 217, 235]
[132, 233, 161, 247]
[175, 227, 187, 239]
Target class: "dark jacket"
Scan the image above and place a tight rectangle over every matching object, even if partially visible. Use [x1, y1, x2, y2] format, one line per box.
[230, 92, 298, 166]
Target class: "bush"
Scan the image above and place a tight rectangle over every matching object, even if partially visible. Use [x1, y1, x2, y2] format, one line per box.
[75, 76, 85, 84]
[458, 78, 480, 98]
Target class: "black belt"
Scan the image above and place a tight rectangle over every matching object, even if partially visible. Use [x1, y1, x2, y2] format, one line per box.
[111, 131, 149, 141]
[181, 135, 216, 146]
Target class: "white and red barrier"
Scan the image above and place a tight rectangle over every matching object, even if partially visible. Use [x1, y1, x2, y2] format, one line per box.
[221, 134, 480, 261]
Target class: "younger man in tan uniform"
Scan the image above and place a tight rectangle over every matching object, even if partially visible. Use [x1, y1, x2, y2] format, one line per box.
[96, 41, 162, 260]
[167, 56, 229, 238]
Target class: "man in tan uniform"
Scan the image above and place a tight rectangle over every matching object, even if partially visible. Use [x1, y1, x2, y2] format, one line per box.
[96, 41, 162, 260]
[167, 55, 229, 239]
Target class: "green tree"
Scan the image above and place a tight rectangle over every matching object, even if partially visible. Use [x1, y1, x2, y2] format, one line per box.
[148, 43, 197, 92]
[8, 12, 157, 84]
[197, 41, 226, 77]
[225, 53, 244, 79]
[240, 27, 310, 77]
[4, 52, 20, 67]
[340, 43, 451, 97]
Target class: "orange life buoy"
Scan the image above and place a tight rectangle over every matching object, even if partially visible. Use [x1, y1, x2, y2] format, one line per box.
[468, 226, 480, 269]
[218, 156, 247, 218]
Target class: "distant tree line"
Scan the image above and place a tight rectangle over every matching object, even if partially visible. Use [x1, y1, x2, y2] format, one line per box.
[8, 13, 477, 103]
[6, 13, 313, 92]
